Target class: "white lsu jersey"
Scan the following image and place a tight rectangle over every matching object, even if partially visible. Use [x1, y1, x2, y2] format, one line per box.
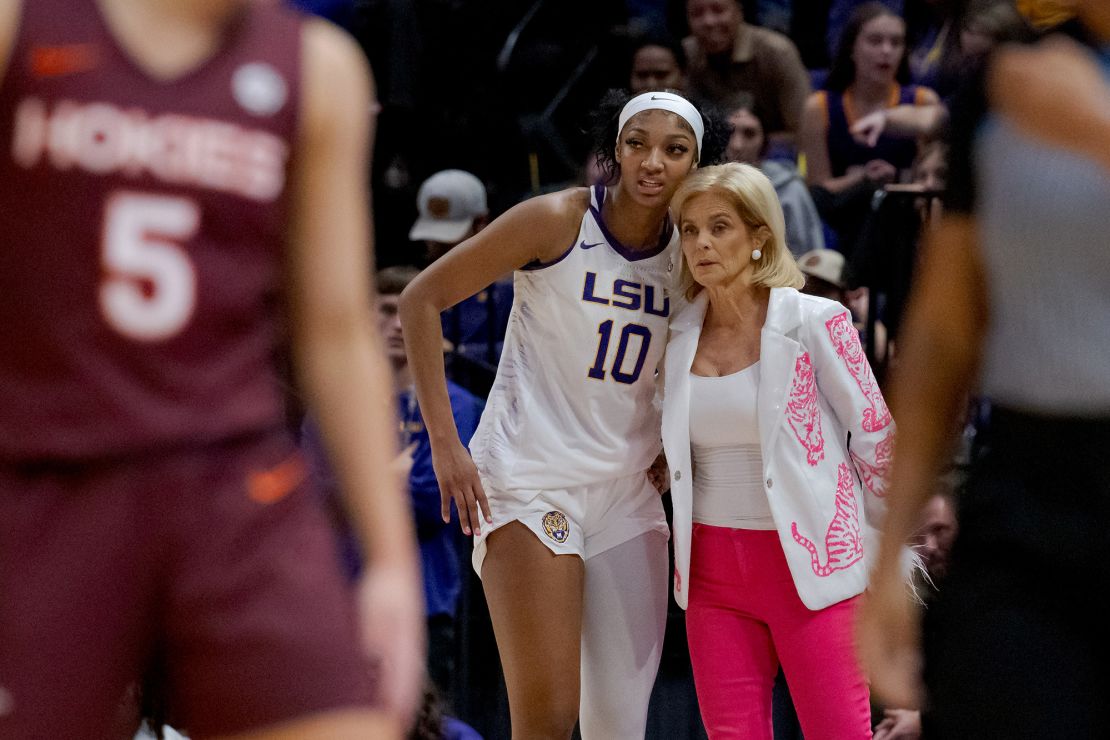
[470, 184, 681, 491]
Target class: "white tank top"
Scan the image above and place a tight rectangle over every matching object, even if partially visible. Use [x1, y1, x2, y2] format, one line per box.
[470, 185, 681, 490]
[688, 364, 775, 529]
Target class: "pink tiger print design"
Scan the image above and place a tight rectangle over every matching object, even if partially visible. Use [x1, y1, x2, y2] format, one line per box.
[850, 428, 894, 497]
[825, 312, 891, 432]
[790, 463, 864, 577]
[787, 352, 825, 466]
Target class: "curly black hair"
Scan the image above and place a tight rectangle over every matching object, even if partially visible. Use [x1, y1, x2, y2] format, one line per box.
[586, 89, 729, 184]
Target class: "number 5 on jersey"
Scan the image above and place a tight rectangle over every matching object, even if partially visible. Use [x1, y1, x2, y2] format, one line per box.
[100, 192, 200, 341]
[588, 320, 652, 384]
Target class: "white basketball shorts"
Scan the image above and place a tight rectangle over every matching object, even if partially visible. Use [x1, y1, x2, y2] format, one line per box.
[471, 468, 669, 577]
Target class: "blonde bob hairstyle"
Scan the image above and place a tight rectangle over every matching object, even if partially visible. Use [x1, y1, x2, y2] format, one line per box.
[671, 162, 805, 298]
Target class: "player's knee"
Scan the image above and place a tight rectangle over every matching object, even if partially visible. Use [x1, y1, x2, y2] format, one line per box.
[579, 718, 645, 740]
[510, 681, 578, 739]
[579, 692, 646, 740]
[511, 713, 577, 740]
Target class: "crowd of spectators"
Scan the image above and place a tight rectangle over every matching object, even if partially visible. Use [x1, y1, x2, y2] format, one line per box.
[344, 0, 1033, 375]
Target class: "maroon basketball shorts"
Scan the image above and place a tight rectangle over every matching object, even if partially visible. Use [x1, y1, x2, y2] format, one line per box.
[0, 432, 379, 738]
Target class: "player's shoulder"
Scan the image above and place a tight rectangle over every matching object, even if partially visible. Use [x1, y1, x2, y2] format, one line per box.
[296, 14, 373, 145]
[501, 186, 591, 238]
[301, 14, 364, 67]
[300, 14, 370, 90]
[477, 187, 587, 265]
[525, 186, 591, 220]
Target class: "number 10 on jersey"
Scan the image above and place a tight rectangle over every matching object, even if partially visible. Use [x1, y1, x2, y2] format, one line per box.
[587, 320, 651, 384]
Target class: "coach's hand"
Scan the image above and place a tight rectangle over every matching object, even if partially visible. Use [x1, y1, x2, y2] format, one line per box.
[432, 438, 492, 536]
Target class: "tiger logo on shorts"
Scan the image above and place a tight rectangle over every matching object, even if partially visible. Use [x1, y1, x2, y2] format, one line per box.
[542, 511, 570, 544]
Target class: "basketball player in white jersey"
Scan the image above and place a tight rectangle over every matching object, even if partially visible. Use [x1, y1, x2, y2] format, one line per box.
[400, 91, 707, 738]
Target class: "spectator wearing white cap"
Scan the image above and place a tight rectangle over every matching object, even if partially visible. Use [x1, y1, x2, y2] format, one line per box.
[409, 170, 511, 366]
[798, 246, 888, 366]
[410, 170, 490, 265]
[796, 248, 846, 303]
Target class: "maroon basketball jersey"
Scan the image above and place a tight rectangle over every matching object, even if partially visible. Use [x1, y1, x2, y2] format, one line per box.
[0, 0, 306, 460]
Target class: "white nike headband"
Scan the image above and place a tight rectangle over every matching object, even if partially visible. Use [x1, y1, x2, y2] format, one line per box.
[617, 91, 704, 158]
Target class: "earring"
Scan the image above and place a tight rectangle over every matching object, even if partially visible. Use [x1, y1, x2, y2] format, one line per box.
[751, 249, 762, 261]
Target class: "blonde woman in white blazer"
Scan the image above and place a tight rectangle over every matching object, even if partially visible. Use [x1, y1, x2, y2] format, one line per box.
[662, 163, 892, 739]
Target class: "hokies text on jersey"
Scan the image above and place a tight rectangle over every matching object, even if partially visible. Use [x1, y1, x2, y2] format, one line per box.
[10, 97, 289, 202]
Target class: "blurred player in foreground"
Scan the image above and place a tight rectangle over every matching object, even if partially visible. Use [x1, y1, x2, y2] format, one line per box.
[0, 0, 422, 737]
[859, 3, 1110, 736]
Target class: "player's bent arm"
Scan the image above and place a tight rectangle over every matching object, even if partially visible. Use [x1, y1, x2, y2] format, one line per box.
[873, 214, 987, 581]
[287, 18, 416, 571]
[399, 190, 584, 449]
[0, 0, 20, 81]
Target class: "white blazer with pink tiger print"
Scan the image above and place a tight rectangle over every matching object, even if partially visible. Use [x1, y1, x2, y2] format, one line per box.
[662, 287, 893, 611]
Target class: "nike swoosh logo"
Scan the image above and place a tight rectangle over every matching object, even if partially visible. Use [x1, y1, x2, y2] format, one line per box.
[247, 454, 307, 505]
[30, 44, 99, 77]
[580, 241, 604, 250]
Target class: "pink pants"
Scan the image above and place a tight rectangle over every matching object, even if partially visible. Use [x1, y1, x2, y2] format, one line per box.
[686, 525, 872, 739]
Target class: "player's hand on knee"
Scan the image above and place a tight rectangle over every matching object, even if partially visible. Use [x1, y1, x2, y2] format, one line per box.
[432, 440, 491, 536]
